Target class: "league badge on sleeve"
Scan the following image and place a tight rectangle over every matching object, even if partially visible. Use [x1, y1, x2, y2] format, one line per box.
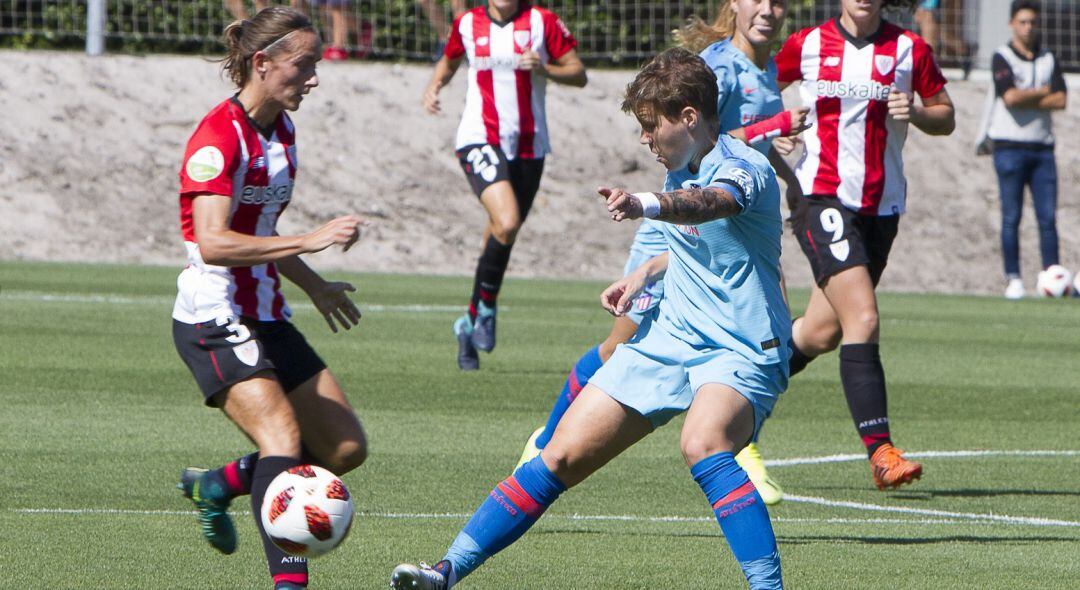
[186, 146, 225, 182]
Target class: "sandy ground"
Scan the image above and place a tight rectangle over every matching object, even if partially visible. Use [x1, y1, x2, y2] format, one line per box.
[2, 51, 1078, 295]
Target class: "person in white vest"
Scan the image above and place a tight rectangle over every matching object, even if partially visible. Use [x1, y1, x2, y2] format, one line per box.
[988, 0, 1068, 299]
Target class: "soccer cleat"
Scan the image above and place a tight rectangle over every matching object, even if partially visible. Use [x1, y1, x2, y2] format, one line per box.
[454, 315, 479, 371]
[178, 467, 238, 555]
[471, 301, 497, 352]
[870, 443, 923, 490]
[389, 561, 449, 590]
[735, 443, 783, 506]
[515, 426, 545, 470]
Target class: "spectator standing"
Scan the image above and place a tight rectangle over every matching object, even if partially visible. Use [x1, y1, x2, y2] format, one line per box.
[988, 0, 1068, 299]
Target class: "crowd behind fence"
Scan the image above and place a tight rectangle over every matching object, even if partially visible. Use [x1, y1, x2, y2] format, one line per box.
[2, 0, 1079, 71]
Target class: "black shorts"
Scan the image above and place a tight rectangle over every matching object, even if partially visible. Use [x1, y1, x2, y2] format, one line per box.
[173, 317, 327, 406]
[792, 195, 900, 287]
[456, 143, 545, 220]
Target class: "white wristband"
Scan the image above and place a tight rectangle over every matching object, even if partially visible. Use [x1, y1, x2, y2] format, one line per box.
[633, 192, 661, 219]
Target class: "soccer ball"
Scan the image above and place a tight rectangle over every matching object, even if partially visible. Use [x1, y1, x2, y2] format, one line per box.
[260, 465, 354, 557]
[1036, 265, 1074, 298]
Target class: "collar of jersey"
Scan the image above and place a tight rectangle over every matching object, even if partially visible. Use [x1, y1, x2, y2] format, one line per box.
[485, 2, 529, 27]
[832, 17, 886, 50]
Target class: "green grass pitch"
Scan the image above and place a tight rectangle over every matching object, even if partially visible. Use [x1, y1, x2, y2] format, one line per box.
[1, 260, 1078, 589]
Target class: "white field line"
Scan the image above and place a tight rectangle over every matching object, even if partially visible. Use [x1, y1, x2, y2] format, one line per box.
[9, 450, 1080, 529]
[765, 449, 1080, 468]
[0, 291, 462, 313]
[3, 508, 1038, 528]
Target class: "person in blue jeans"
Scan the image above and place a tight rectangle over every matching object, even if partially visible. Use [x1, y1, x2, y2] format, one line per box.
[987, 0, 1068, 298]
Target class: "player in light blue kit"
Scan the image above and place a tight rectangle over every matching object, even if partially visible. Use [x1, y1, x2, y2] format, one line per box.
[517, 0, 806, 505]
[391, 48, 789, 590]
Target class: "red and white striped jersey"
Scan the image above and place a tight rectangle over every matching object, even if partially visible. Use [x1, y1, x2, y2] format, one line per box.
[444, 4, 577, 159]
[173, 98, 297, 324]
[775, 19, 947, 216]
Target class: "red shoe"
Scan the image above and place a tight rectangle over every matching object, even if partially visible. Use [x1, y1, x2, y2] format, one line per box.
[870, 443, 923, 490]
[322, 46, 348, 62]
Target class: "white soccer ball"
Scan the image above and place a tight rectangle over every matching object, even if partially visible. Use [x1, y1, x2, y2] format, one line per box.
[1036, 265, 1074, 298]
[260, 465, 354, 557]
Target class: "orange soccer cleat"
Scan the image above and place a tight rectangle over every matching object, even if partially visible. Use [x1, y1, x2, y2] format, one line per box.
[870, 443, 923, 490]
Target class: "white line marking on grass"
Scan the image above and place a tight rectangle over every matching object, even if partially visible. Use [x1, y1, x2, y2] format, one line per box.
[784, 495, 1080, 528]
[0, 291, 462, 313]
[765, 449, 1080, 468]
[1, 508, 1010, 527]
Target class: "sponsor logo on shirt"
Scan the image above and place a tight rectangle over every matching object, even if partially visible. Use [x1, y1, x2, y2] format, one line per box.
[476, 35, 489, 46]
[677, 225, 700, 237]
[239, 183, 293, 205]
[823, 56, 841, 67]
[250, 156, 266, 170]
[816, 79, 891, 101]
[725, 167, 755, 199]
[473, 55, 528, 70]
[186, 146, 225, 182]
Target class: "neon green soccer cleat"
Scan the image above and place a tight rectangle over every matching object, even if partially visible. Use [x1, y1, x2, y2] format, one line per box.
[735, 443, 784, 506]
[515, 426, 545, 470]
[177, 467, 238, 555]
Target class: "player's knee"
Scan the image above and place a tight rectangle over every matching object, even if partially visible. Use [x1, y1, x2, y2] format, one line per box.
[538, 447, 586, 488]
[844, 308, 879, 341]
[491, 218, 520, 244]
[680, 435, 733, 467]
[799, 322, 841, 355]
[323, 439, 367, 474]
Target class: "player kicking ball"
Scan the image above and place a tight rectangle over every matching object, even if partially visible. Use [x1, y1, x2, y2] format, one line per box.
[391, 47, 789, 590]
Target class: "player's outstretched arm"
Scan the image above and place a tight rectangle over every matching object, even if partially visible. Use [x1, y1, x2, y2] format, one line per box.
[600, 186, 742, 225]
[192, 194, 362, 266]
[728, 107, 810, 146]
[600, 252, 668, 316]
[277, 254, 362, 333]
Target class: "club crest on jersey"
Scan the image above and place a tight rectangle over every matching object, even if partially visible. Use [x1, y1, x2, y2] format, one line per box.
[875, 55, 896, 76]
[513, 30, 531, 49]
[830, 239, 850, 261]
[186, 146, 225, 182]
[233, 340, 260, 367]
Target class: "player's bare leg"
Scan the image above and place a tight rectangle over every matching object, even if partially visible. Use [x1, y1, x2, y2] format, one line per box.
[288, 369, 367, 474]
[518, 315, 639, 468]
[817, 265, 921, 489]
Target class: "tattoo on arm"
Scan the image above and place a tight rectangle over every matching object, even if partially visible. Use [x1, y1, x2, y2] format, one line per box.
[656, 187, 742, 224]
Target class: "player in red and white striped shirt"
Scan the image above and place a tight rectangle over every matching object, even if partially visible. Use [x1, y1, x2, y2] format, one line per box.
[773, 0, 955, 491]
[422, 0, 587, 371]
[172, 9, 368, 589]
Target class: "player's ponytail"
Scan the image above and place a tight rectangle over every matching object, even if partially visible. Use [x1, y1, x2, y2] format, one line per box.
[674, 6, 736, 54]
[220, 6, 314, 88]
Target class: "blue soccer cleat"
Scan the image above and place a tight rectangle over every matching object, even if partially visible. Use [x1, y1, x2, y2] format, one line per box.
[470, 301, 497, 353]
[178, 467, 238, 555]
[454, 315, 479, 371]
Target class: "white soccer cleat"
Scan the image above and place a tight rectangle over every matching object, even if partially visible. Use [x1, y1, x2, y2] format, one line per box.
[735, 443, 784, 506]
[390, 561, 449, 590]
[1004, 278, 1025, 300]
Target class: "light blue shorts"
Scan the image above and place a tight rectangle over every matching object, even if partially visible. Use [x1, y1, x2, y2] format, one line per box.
[622, 248, 665, 325]
[589, 314, 787, 439]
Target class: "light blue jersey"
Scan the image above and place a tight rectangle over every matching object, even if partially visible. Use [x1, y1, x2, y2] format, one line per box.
[654, 135, 791, 366]
[700, 38, 783, 156]
[622, 220, 667, 322]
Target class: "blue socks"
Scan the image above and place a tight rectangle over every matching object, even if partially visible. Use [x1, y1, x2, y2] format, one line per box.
[692, 452, 783, 590]
[535, 345, 603, 449]
[442, 456, 566, 585]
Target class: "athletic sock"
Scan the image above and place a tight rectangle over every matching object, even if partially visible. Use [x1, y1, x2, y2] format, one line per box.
[691, 452, 782, 590]
[788, 340, 816, 377]
[535, 345, 603, 449]
[250, 455, 308, 588]
[208, 451, 259, 498]
[468, 236, 514, 321]
[839, 343, 892, 457]
[442, 456, 566, 585]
